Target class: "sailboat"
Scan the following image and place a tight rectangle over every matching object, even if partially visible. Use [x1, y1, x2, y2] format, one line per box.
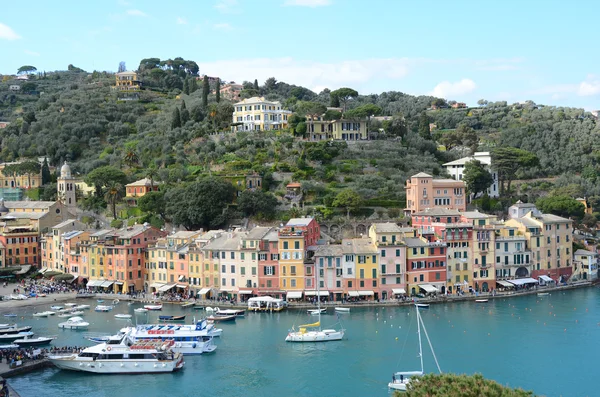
[388, 306, 441, 391]
[285, 266, 344, 343]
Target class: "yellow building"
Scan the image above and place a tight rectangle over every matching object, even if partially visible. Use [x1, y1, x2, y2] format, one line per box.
[113, 71, 140, 91]
[232, 97, 291, 131]
[278, 228, 305, 294]
[343, 237, 379, 299]
[146, 238, 169, 292]
[84, 229, 112, 283]
[0, 161, 42, 189]
[125, 178, 161, 206]
[306, 118, 368, 141]
[443, 222, 473, 294]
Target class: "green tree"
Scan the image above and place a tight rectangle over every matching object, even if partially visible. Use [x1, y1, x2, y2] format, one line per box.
[41, 157, 51, 185]
[330, 93, 340, 107]
[323, 110, 342, 121]
[400, 373, 535, 397]
[215, 79, 221, 103]
[418, 112, 431, 140]
[536, 195, 585, 219]
[491, 148, 539, 195]
[138, 190, 166, 219]
[297, 101, 327, 138]
[332, 189, 362, 219]
[237, 190, 278, 219]
[17, 65, 37, 75]
[180, 101, 189, 124]
[190, 77, 198, 93]
[104, 182, 124, 219]
[202, 75, 209, 108]
[463, 160, 494, 197]
[330, 87, 358, 111]
[382, 115, 407, 138]
[84, 166, 127, 197]
[164, 178, 236, 229]
[123, 149, 139, 168]
[431, 98, 447, 107]
[253, 79, 259, 91]
[183, 79, 190, 95]
[171, 107, 182, 129]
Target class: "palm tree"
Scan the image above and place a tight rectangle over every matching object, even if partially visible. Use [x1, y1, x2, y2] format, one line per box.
[123, 150, 139, 168]
[104, 182, 124, 219]
[146, 166, 158, 189]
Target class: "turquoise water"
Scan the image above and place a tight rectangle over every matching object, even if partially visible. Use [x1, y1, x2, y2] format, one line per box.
[5, 288, 600, 397]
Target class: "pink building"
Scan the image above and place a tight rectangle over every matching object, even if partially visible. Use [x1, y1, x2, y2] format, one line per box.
[404, 172, 466, 215]
[285, 218, 320, 247]
[256, 228, 281, 298]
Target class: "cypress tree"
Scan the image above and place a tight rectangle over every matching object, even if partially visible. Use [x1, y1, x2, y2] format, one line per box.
[418, 112, 431, 140]
[171, 107, 181, 129]
[202, 75, 209, 108]
[330, 94, 340, 107]
[215, 79, 221, 103]
[41, 157, 51, 185]
[180, 101, 189, 124]
[190, 78, 198, 93]
[183, 79, 190, 95]
[253, 79, 259, 91]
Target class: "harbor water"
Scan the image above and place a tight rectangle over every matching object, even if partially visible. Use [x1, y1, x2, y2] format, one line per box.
[6, 287, 600, 397]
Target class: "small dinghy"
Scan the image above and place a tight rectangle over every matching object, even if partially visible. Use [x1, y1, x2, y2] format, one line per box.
[415, 303, 429, 308]
[114, 314, 132, 319]
[334, 307, 350, 313]
[94, 305, 113, 312]
[134, 308, 148, 313]
[144, 304, 163, 311]
[50, 306, 63, 311]
[158, 315, 185, 322]
[475, 299, 488, 303]
[75, 305, 90, 310]
[307, 308, 326, 315]
[3, 314, 17, 318]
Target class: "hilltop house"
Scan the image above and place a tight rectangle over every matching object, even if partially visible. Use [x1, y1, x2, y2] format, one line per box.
[443, 152, 499, 197]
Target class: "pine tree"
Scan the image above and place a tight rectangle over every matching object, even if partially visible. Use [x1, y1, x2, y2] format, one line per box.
[330, 94, 340, 107]
[41, 157, 51, 185]
[183, 79, 190, 95]
[202, 75, 209, 108]
[253, 79, 259, 91]
[171, 107, 181, 129]
[215, 79, 221, 103]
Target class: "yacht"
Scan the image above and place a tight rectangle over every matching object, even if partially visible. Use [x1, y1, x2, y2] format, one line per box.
[112, 326, 217, 355]
[48, 333, 185, 374]
[0, 332, 34, 343]
[58, 316, 90, 330]
[0, 325, 33, 335]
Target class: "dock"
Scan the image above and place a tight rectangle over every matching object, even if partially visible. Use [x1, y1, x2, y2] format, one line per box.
[0, 358, 52, 397]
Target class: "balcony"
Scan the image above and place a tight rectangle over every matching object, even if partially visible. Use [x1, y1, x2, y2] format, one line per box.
[279, 228, 305, 237]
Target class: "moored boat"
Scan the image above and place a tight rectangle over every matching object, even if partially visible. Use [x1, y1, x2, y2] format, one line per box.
[134, 308, 148, 313]
[207, 314, 236, 323]
[159, 315, 186, 322]
[95, 305, 113, 312]
[48, 334, 185, 373]
[58, 317, 89, 330]
[214, 308, 245, 317]
[415, 303, 429, 308]
[537, 292, 550, 297]
[3, 314, 17, 318]
[64, 303, 77, 308]
[75, 305, 90, 310]
[308, 308, 326, 315]
[181, 302, 195, 308]
[50, 306, 63, 311]
[14, 335, 55, 347]
[334, 307, 350, 313]
[475, 299, 488, 303]
[144, 304, 163, 311]
[0, 332, 34, 343]
[0, 326, 33, 335]
[115, 314, 132, 319]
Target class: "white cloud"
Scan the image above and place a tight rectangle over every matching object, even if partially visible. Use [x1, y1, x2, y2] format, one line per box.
[214, 0, 239, 14]
[283, 0, 332, 7]
[126, 9, 147, 17]
[0, 23, 21, 40]
[578, 80, 600, 96]
[197, 57, 411, 93]
[176, 17, 187, 25]
[213, 23, 232, 31]
[24, 49, 40, 56]
[430, 79, 476, 98]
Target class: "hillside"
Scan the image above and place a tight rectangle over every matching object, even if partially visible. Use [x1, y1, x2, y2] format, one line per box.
[1, 60, 600, 227]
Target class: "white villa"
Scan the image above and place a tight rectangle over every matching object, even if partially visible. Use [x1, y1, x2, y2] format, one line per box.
[443, 152, 499, 197]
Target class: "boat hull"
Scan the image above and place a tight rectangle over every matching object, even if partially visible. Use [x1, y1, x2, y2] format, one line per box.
[388, 380, 409, 391]
[334, 308, 350, 313]
[48, 355, 184, 374]
[58, 324, 89, 330]
[285, 329, 344, 342]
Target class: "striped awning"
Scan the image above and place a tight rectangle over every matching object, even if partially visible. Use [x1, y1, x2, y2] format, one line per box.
[419, 284, 438, 293]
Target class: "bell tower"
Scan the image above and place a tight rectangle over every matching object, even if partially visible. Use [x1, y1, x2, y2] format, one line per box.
[57, 161, 76, 210]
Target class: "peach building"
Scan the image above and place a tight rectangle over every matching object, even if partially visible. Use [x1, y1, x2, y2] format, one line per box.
[404, 172, 466, 215]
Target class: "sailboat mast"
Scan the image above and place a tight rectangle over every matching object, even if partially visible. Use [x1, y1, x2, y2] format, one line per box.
[317, 262, 321, 327]
[416, 307, 424, 373]
[419, 308, 442, 374]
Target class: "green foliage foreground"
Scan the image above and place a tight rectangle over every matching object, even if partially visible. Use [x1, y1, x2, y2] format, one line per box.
[398, 373, 536, 397]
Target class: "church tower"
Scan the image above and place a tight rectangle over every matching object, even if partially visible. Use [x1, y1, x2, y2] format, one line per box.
[57, 161, 76, 210]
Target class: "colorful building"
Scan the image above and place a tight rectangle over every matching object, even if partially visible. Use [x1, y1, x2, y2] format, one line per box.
[343, 237, 379, 300]
[443, 152, 499, 198]
[0, 218, 38, 267]
[113, 71, 140, 91]
[405, 237, 447, 296]
[0, 161, 42, 190]
[232, 97, 292, 131]
[404, 172, 466, 215]
[125, 178, 160, 207]
[312, 245, 344, 301]
[441, 222, 473, 294]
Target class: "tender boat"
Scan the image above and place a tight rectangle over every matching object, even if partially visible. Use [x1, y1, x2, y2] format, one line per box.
[0, 332, 35, 343]
[48, 333, 185, 373]
[115, 314, 132, 319]
[144, 304, 163, 311]
[537, 292, 550, 297]
[64, 303, 77, 308]
[475, 299, 488, 303]
[0, 326, 33, 335]
[134, 308, 148, 313]
[95, 305, 113, 312]
[308, 308, 326, 315]
[158, 315, 186, 322]
[214, 308, 245, 317]
[50, 306, 63, 311]
[14, 335, 55, 347]
[58, 316, 89, 330]
[3, 314, 17, 318]
[207, 314, 236, 323]
[334, 307, 350, 313]
[415, 303, 430, 308]
[112, 299, 120, 305]
[181, 302, 195, 308]
[0, 324, 16, 330]
[75, 305, 91, 310]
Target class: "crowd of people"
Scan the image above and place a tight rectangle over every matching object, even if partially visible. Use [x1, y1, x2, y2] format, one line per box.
[8, 279, 78, 298]
[0, 347, 46, 368]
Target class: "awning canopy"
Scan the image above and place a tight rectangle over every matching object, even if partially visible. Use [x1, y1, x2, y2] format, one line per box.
[100, 281, 114, 288]
[178, 275, 185, 282]
[508, 277, 539, 286]
[539, 275, 554, 282]
[305, 290, 329, 297]
[286, 291, 303, 299]
[419, 284, 439, 293]
[359, 291, 374, 296]
[158, 284, 176, 292]
[497, 280, 514, 288]
[392, 288, 406, 294]
[86, 280, 102, 287]
[15, 265, 31, 275]
[114, 281, 124, 286]
[198, 287, 211, 295]
[220, 287, 235, 292]
[69, 273, 79, 283]
[39, 267, 48, 274]
[176, 284, 187, 289]
[347, 291, 360, 297]
[150, 282, 165, 289]
[239, 290, 253, 295]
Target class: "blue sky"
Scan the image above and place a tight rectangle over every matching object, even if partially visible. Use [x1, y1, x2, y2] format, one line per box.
[1, 0, 599, 109]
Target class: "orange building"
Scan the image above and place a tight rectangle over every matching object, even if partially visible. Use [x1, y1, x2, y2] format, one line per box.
[404, 172, 466, 215]
[125, 178, 160, 206]
[0, 218, 38, 267]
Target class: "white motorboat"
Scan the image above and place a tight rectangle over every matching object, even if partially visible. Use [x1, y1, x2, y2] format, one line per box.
[537, 292, 550, 297]
[0, 332, 34, 343]
[247, 297, 287, 312]
[48, 333, 185, 374]
[144, 304, 163, 311]
[307, 308, 326, 315]
[58, 316, 89, 330]
[0, 326, 33, 335]
[58, 311, 85, 318]
[475, 299, 488, 303]
[0, 324, 16, 330]
[214, 308, 245, 317]
[33, 311, 50, 317]
[335, 307, 350, 313]
[14, 335, 55, 347]
[415, 303, 429, 308]
[388, 306, 442, 391]
[115, 314, 132, 319]
[0, 344, 19, 350]
[75, 305, 90, 310]
[286, 270, 344, 343]
[50, 306, 63, 311]
[95, 305, 113, 312]
[64, 303, 77, 308]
